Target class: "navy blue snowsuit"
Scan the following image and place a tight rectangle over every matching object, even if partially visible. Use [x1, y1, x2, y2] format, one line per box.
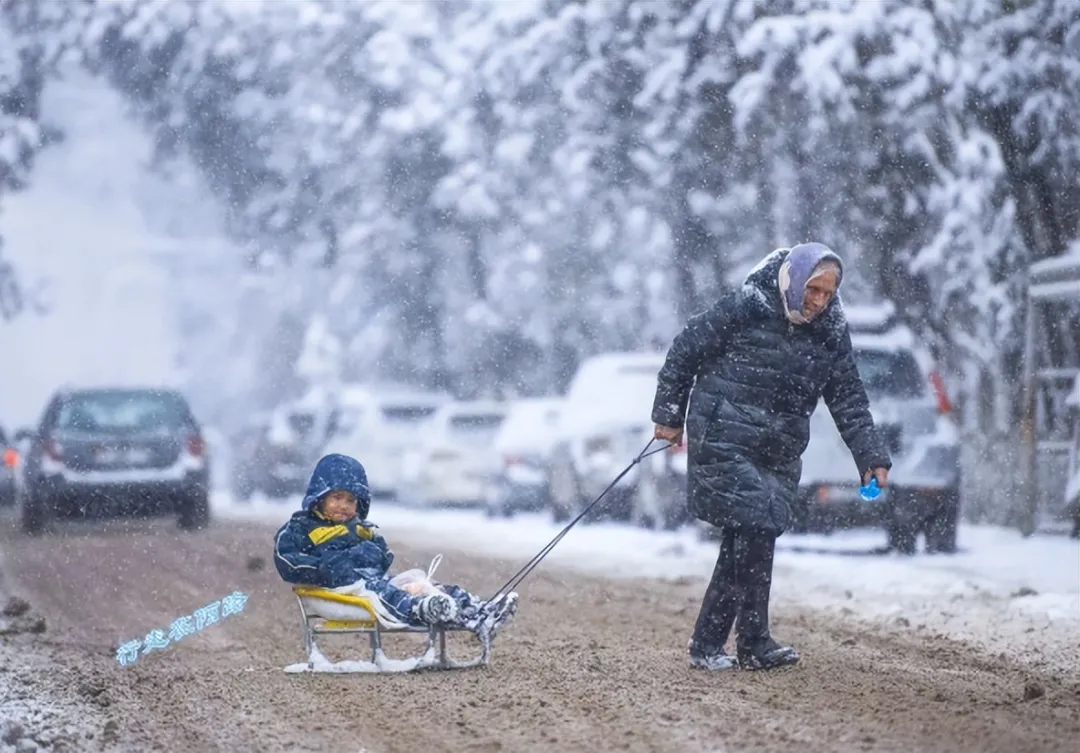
[273, 454, 475, 624]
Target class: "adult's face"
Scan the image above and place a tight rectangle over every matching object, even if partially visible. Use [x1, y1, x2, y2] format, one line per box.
[802, 268, 838, 321]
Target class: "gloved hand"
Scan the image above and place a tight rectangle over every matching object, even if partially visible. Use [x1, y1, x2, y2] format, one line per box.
[345, 541, 390, 572]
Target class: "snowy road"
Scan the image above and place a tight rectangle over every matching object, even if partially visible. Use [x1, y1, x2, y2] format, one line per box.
[0, 501, 1077, 753]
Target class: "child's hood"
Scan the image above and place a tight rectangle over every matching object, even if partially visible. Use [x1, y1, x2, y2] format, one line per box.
[301, 453, 372, 518]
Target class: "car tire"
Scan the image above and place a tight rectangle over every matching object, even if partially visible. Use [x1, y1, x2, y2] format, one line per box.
[19, 488, 50, 536]
[924, 489, 959, 554]
[178, 488, 211, 531]
[233, 476, 254, 504]
[548, 448, 581, 524]
[886, 495, 918, 555]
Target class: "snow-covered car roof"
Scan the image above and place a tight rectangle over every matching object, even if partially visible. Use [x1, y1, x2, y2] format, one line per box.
[842, 301, 898, 333]
[337, 383, 450, 407]
[495, 397, 563, 453]
[850, 325, 918, 354]
[564, 351, 665, 431]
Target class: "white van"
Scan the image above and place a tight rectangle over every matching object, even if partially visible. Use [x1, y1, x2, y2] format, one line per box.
[398, 400, 508, 508]
[546, 352, 687, 527]
[484, 397, 563, 517]
[322, 384, 450, 499]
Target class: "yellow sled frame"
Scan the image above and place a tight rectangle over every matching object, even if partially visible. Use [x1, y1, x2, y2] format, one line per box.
[286, 586, 491, 674]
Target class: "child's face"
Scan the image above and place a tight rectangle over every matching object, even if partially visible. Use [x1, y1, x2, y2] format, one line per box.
[321, 490, 357, 523]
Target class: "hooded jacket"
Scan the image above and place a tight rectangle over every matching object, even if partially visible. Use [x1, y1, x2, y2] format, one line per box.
[651, 245, 891, 532]
[273, 454, 393, 588]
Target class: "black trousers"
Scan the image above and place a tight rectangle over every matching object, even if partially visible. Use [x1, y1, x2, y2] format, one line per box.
[691, 526, 777, 652]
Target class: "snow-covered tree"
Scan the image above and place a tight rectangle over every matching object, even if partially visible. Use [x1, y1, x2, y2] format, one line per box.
[0, 0, 92, 321]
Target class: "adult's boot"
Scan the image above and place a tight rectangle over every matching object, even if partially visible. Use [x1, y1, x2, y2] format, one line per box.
[735, 585, 799, 671]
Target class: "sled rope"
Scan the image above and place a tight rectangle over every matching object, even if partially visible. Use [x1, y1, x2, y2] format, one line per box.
[485, 438, 674, 603]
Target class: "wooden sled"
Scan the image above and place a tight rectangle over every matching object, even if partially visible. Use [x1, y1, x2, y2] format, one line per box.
[284, 585, 491, 674]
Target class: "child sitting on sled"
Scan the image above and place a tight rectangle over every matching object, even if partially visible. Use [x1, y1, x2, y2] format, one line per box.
[273, 453, 518, 640]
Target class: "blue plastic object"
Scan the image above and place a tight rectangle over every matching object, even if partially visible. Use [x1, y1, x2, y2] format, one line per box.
[859, 477, 881, 501]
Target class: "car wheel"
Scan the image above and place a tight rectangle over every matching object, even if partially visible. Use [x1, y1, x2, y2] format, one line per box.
[548, 449, 581, 524]
[886, 494, 918, 555]
[19, 488, 50, 536]
[924, 489, 959, 554]
[630, 467, 659, 530]
[234, 477, 254, 504]
[178, 488, 211, 531]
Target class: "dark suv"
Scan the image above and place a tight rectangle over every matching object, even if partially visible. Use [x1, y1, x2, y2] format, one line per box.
[793, 305, 962, 554]
[231, 416, 311, 501]
[15, 388, 211, 534]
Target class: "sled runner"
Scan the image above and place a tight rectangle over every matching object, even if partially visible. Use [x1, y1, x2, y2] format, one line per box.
[285, 585, 494, 674]
[284, 558, 503, 674]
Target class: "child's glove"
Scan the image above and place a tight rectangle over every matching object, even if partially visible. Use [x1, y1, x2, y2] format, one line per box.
[345, 541, 390, 572]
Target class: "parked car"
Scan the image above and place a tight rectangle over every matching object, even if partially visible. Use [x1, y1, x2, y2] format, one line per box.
[400, 400, 508, 508]
[483, 397, 563, 518]
[15, 387, 211, 534]
[792, 303, 962, 553]
[0, 426, 17, 507]
[630, 435, 690, 530]
[230, 415, 310, 502]
[546, 352, 687, 525]
[322, 384, 450, 499]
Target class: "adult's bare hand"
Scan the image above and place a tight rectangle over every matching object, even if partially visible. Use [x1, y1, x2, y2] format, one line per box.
[862, 467, 889, 488]
[654, 423, 684, 447]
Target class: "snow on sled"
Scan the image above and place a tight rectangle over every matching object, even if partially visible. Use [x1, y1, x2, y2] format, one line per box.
[284, 584, 494, 674]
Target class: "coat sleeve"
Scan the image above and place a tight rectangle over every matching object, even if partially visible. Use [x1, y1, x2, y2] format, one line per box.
[651, 292, 739, 428]
[273, 520, 326, 586]
[821, 326, 893, 476]
[361, 521, 395, 570]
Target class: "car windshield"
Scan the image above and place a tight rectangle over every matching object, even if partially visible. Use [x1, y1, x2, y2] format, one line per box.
[449, 413, 505, 445]
[55, 391, 192, 434]
[382, 405, 438, 423]
[853, 349, 925, 398]
[288, 413, 315, 439]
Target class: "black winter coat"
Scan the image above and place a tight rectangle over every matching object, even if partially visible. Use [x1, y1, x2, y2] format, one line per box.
[651, 250, 892, 533]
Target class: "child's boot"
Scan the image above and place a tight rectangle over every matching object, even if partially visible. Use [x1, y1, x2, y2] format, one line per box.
[472, 591, 519, 643]
[413, 593, 458, 626]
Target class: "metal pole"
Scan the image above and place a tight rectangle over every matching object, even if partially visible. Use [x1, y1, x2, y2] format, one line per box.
[1018, 292, 1039, 537]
